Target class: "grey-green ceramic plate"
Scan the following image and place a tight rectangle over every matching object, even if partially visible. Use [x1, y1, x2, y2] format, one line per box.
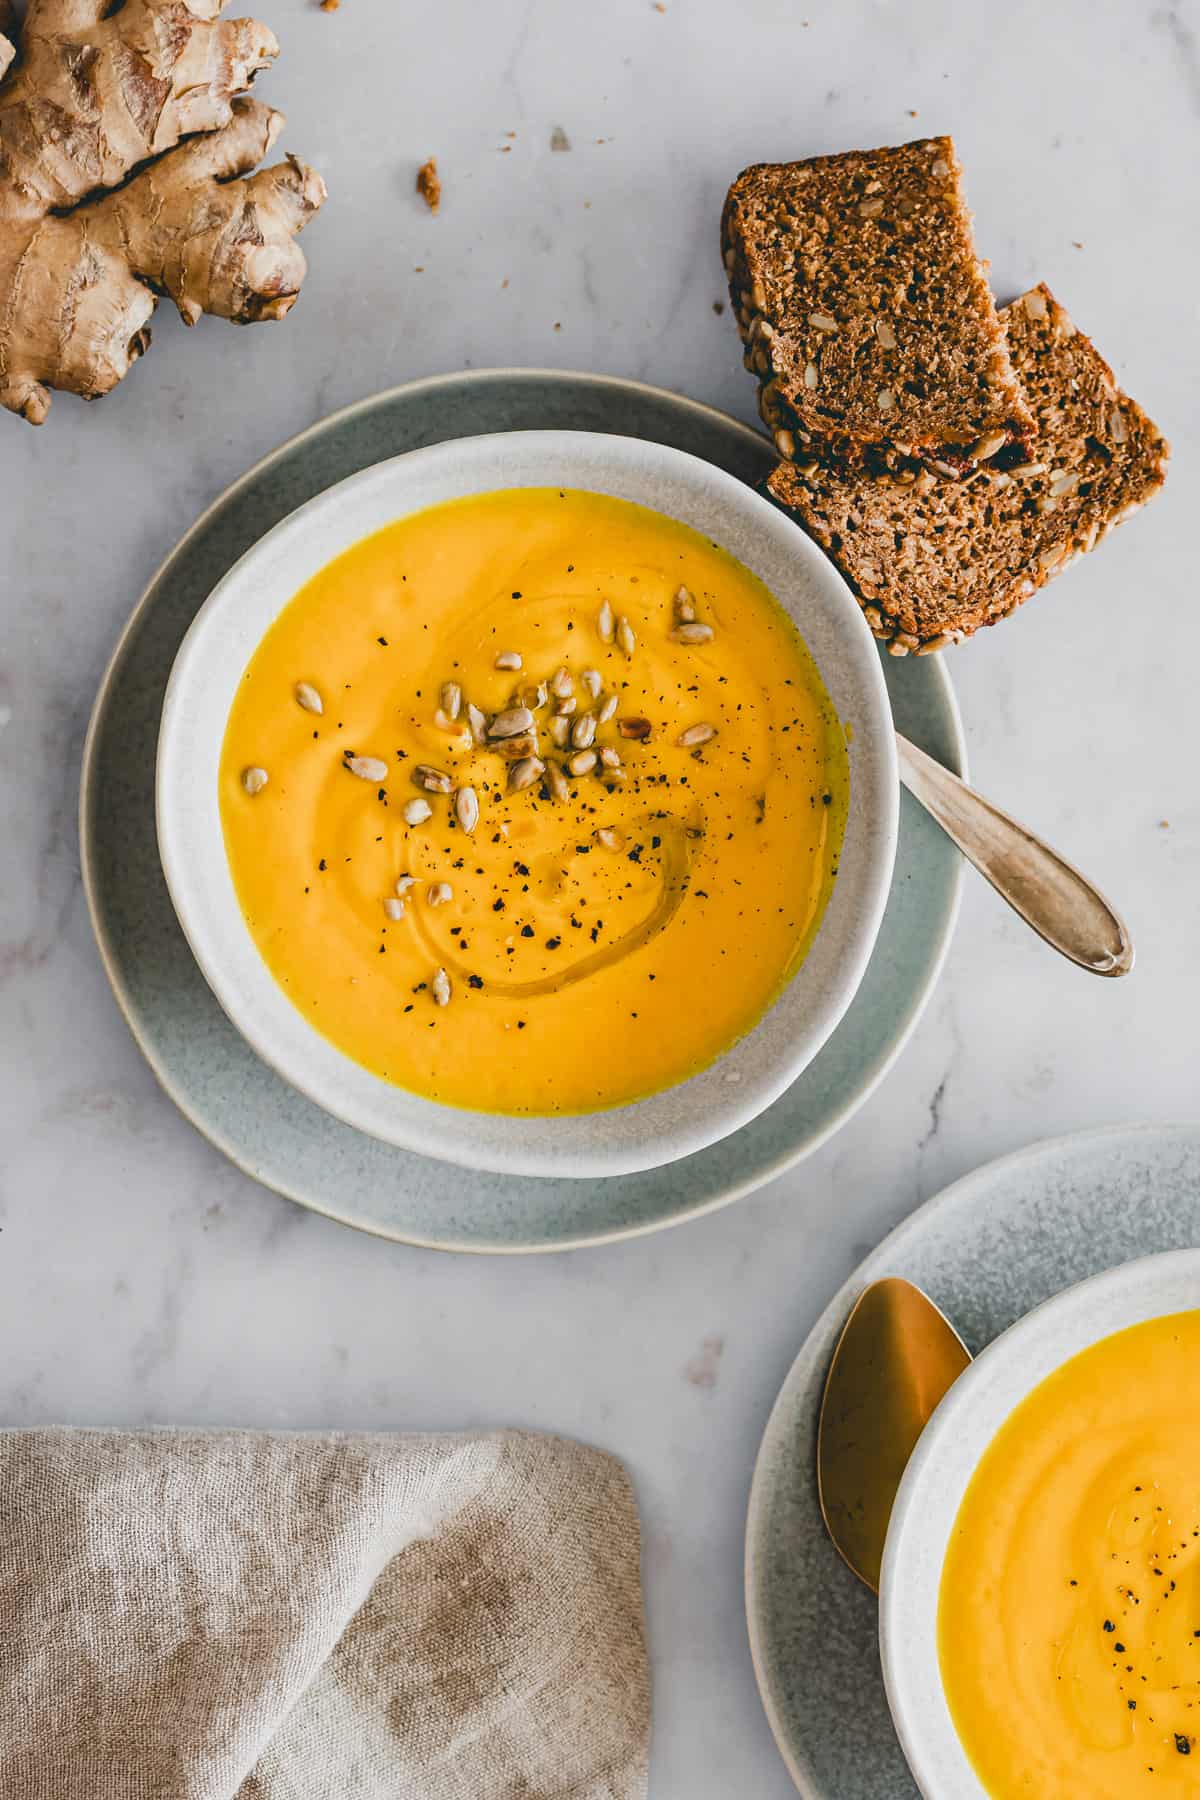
[80, 370, 963, 1252]
[746, 1122, 1200, 1797]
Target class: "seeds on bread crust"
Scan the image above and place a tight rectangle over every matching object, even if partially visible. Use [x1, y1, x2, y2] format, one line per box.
[721, 136, 1034, 462]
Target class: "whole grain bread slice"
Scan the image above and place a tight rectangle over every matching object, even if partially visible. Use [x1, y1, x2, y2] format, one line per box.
[722, 137, 1033, 466]
[765, 284, 1169, 652]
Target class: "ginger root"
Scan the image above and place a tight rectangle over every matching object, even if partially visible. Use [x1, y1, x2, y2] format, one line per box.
[0, 0, 325, 424]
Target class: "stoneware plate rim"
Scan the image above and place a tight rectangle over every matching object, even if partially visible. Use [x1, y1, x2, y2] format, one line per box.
[879, 1242, 1200, 1798]
[744, 1121, 1200, 1794]
[155, 427, 898, 1180]
[79, 367, 963, 1251]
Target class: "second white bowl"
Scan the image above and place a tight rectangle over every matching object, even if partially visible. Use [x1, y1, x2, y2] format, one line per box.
[879, 1247, 1200, 1798]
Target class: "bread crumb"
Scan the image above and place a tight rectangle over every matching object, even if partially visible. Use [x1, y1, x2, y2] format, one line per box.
[553, 321, 562, 332]
[1159, 819, 1170, 829]
[501, 277, 510, 289]
[550, 126, 571, 152]
[712, 300, 725, 315]
[416, 158, 440, 214]
[319, 0, 340, 11]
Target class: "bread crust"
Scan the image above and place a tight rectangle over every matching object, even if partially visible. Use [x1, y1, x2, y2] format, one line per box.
[764, 285, 1169, 652]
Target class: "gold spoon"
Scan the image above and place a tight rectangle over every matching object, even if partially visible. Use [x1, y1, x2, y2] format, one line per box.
[896, 733, 1134, 977]
[817, 1278, 972, 1593]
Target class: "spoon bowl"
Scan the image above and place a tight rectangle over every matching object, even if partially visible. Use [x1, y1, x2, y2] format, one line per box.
[817, 1277, 971, 1593]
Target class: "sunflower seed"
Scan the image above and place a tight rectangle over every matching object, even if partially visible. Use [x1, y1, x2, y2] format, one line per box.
[403, 798, 432, 825]
[1023, 289, 1049, 321]
[599, 745, 621, 769]
[804, 361, 819, 389]
[1008, 462, 1048, 478]
[571, 713, 596, 750]
[581, 667, 602, 698]
[551, 666, 574, 699]
[676, 722, 716, 748]
[432, 968, 452, 1007]
[968, 431, 1008, 463]
[455, 786, 479, 833]
[594, 826, 625, 852]
[555, 695, 578, 717]
[439, 681, 462, 720]
[617, 615, 636, 660]
[508, 756, 545, 793]
[598, 599, 615, 643]
[494, 650, 523, 672]
[466, 702, 488, 745]
[568, 749, 597, 776]
[875, 316, 897, 349]
[808, 311, 837, 332]
[858, 197, 884, 219]
[412, 764, 452, 793]
[1048, 470, 1080, 498]
[427, 882, 453, 906]
[515, 682, 548, 710]
[549, 714, 571, 748]
[673, 586, 696, 623]
[345, 756, 389, 782]
[546, 760, 570, 802]
[433, 709, 461, 733]
[241, 766, 269, 796]
[395, 875, 416, 896]
[488, 706, 535, 739]
[383, 897, 405, 921]
[497, 732, 539, 762]
[774, 428, 796, 460]
[295, 682, 323, 715]
[931, 158, 949, 178]
[597, 693, 619, 724]
[618, 716, 651, 741]
[670, 622, 714, 646]
[877, 387, 895, 413]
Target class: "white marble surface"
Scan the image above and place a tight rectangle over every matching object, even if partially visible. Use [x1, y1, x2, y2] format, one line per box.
[1, 0, 1197, 1791]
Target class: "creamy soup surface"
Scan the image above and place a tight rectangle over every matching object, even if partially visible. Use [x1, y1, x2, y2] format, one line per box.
[220, 487, 849, 1114]
[940, 1309, 1200, 1799]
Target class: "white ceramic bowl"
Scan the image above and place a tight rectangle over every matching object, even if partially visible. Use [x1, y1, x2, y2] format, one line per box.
[157, 430, 897, 1178]
[880, 1247, 1200, 1798]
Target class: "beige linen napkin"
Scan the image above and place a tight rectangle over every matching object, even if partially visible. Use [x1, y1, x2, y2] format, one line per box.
[0, 1428, 649, 1800]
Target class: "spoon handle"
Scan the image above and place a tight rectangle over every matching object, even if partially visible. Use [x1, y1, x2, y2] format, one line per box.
[895, 732, 1134, 977]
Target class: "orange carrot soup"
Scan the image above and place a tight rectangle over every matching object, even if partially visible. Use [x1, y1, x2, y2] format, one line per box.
[219, 487, 848, 1114]
[940, 1310, 1200, 1797]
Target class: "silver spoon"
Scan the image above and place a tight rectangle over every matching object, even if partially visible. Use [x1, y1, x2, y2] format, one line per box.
[895, 733, 1133, 977]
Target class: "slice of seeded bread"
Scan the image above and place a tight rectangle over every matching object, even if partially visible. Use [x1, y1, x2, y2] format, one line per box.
[764, 284, 1169, 652]
[722, 137, 1033, 467]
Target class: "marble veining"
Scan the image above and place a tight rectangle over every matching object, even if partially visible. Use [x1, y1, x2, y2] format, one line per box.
[1, 2, 1196, 1794]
